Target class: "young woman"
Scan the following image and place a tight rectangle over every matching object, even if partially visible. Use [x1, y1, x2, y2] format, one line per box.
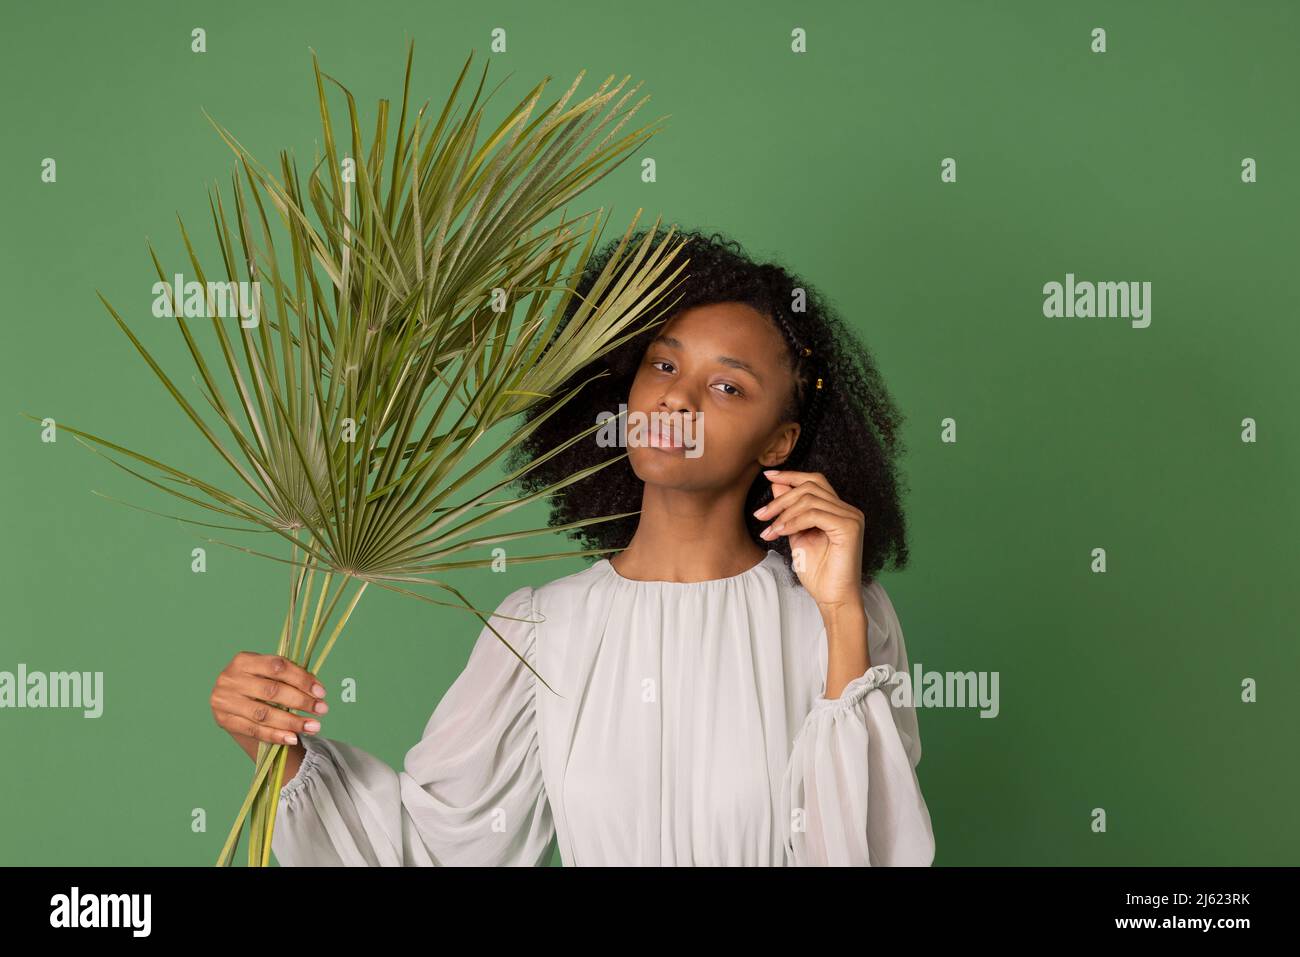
[210, 227, 936, 866]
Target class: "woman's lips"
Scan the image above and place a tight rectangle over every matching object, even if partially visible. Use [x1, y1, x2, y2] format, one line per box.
[646, 416, 685, 451]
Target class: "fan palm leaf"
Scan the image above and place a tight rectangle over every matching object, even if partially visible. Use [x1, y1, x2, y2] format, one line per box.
[22, 41, 690, 866]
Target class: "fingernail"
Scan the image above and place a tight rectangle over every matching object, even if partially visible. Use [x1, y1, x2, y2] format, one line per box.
[313, 701, 329, 714]
[763, 469, 779, 476]
[284, 733, 298, 745]
[760, 525, 774, 539]
[752, 506, 767, 517]
[311, 683, 325, 697]
[304, 720, 321, 732]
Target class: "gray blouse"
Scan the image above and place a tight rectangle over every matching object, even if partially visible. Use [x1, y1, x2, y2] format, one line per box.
[273, 549, 935, 866]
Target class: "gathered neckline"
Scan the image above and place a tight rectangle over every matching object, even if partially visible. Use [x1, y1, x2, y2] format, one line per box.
[597, 549, 782, 586]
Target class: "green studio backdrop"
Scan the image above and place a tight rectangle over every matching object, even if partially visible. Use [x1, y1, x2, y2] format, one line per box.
[2, 0, 1297, 866]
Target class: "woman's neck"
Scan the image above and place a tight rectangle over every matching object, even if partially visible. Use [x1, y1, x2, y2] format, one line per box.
[610, 484, 767, 583]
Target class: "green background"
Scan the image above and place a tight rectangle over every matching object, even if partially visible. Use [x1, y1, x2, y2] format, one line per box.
[2, 0, 1296, 865]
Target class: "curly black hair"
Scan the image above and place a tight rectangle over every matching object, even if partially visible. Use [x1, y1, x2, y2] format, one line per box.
[504, 225, 910, 587]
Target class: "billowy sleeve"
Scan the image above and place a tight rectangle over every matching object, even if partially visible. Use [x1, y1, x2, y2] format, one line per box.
[271, 585, 555, 866]
[780, 580, 935, 866]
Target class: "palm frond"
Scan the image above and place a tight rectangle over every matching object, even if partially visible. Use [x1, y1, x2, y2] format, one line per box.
[32, 41, 693, 866]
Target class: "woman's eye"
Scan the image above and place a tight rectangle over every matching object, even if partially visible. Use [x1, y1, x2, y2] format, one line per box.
[648, 359, 740, 397]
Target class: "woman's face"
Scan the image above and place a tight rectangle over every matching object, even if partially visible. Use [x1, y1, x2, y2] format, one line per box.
[623, 302, 801, 492]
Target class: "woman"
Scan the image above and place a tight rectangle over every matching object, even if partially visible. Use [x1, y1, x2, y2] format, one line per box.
[209, 227, 936, 866]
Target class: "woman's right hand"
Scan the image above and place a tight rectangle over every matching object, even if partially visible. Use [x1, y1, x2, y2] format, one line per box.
[210, 652, 329, 748]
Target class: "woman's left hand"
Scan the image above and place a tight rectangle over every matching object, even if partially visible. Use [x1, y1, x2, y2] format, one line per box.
[753, 469, 865, 611]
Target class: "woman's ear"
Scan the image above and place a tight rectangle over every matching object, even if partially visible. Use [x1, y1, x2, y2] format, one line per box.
[759, 422, 800, 467]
